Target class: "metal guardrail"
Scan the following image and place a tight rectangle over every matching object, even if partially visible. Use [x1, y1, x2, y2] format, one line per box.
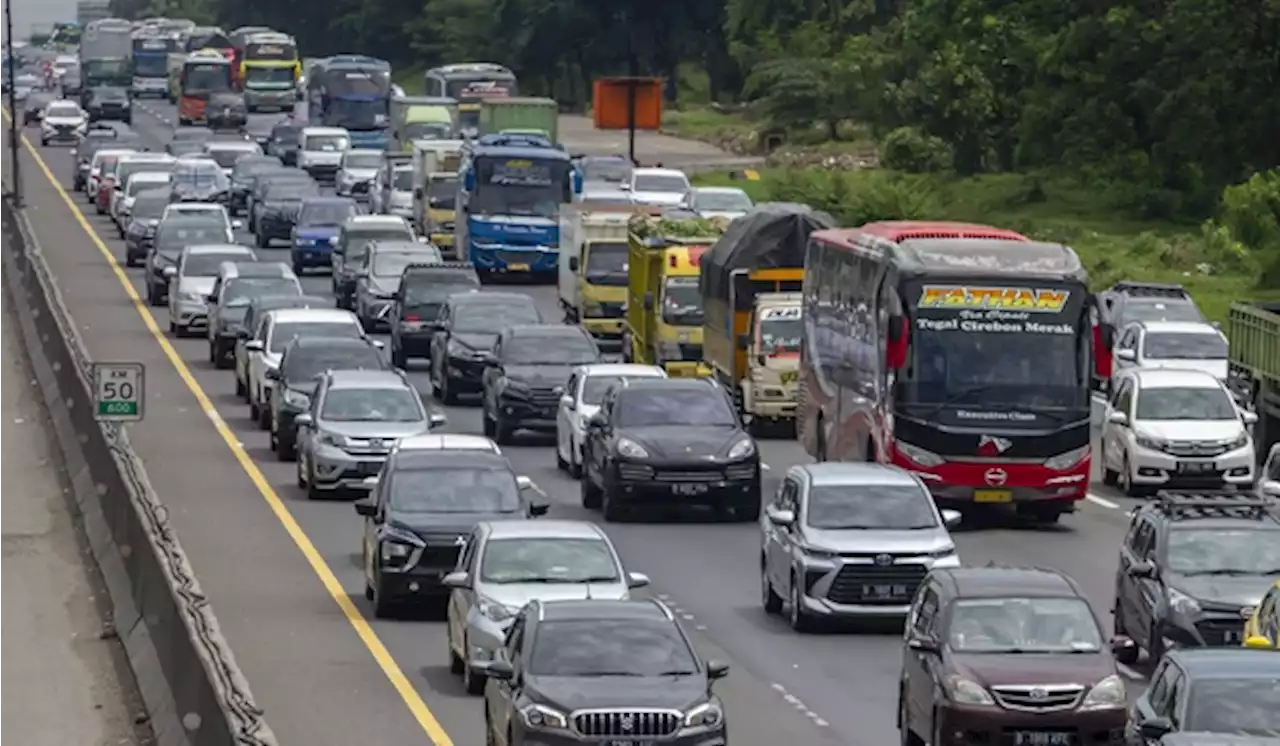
[2, 195, 278, 746]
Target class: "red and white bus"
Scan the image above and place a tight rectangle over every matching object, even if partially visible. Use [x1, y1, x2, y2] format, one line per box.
[797, 222, 1095, 523]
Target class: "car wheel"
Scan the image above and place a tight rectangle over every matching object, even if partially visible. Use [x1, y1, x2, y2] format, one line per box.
[277, 430, 296, 462]
[168, 320, 177, 334]
[360, 314, 375, 334]
[370, 573, 393, 619]
[1102, 460, 1119, 487]
[305, 463, 323, 500]
[556, 443, 568, 471]
[601, 481, 626, 523]
[257, 401, 271, 429]
[256, 229, 269, 249]
[462, 641, 485, 695]
[494, 413, 514, 445]
[788, 573, 814, 632]
[448, 629, 464, 675]
[235, 374, 246, 398]
[296, 456, 306, 489]
[391, 346, 407, 369]
[1147, 621, 1166, 664]
[249, 396, 260, 422]
[761, 558, 782, 614]
[899, 694, 923, 746]
[214, 343, 231, 370]
[580, 463, 602, 509]
[439, 373, 458, 405]
[482, 408, 496, 438]
[1119, 453, 1146, 498]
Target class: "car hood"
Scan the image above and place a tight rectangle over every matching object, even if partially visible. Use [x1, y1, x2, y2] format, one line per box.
[452, 333, 499, 352]
[386, 510, 526, 537]
[631, 191, 686, 206]
[295, 226, 341, 241]
[530, 674, 708, 712]
[44, 115, 84, 125]
[1170, 573, 1276, 609]
[1138, 359, 1228, 380]
[482, 581, 630, 610]
[217, 306, 248, 324]
[619, 425, 746, 460]
[698, 210, 747, 221]
[802, 526, 954, 554]
[951, 651, 1115, 689]
[280, 380, 319, 397]
[505, 364, 575, 388]
[1135, 420, 1245, 443]
[323, 421, 431, 440]
[178, 277, 216, 296]
[175, 183, 228, 197]
[341, 168, 377, 181]
[389, 190, 412, 207]
[367, 277, 402, 296]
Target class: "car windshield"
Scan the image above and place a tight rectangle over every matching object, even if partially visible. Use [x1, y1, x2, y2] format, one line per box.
[272, 126, 299, 144]
[1167, 529, 1280, 575]
[372, 253, 424, 278]
[662, 277, 703, 326]
[615, 390, 737, 427]
[299, 201, 357, 227]
[46, 102, 80, 117]
[173, 164, 229, 191]
[127, 175, 170, 196]
[131, 194, 169, 219]
[233, 160, 282, 181]
[1143, 332, 1227, 360]
[696, 190, 752, 211]
[453, 302, 536, 333]
[634, 173, 688, 193]
[1122, 299, 1203, 324]
[759, 313, 802, 354]
[581, 158, 631, 183]
[270, 321, 358, 352]
[529, 620, 698, 677]
[403, 279, 478, 306]
[304, 134, 348, 151]
[1135, 387, 1237, 420]
[393, 168, 414, 190]
[388, 466, 521, 513]
[155, 224, 225, 255]
[504, 334, 597, 365]
[347, 229, 413, 260]
[321, 387, 422, 422]
[266, 182, 317, 200]
[98, 156, 123, 175]
[168, 142, 206, 157]
[284, 345, 382, 381]
[805, 484, 937, 529]
[225, 278, 299, 306]
[480, 538, 620, 584]
[582, 375, 659, 405]
[583, 242, 628, 285]
[186, 253, 246, 276]
[207, 148, 257, 168]
[426, 177, 456, 208]
[1186, 678, 1280, 736]
[947, 597, 1104, 653]
[343, 151, 381, 170]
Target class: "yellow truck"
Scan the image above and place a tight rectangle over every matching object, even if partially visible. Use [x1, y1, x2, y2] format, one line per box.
[558, 204, 644, 350]
[410, 139, 464, 256]
[623, 213, 724, 377]
[390, 95, 458, 150]
[699, 205, 832, 427]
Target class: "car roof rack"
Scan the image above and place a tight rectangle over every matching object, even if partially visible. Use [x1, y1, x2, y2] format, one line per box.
[1153, 490, 1275, 520]
[1110, 281, 1191, 299]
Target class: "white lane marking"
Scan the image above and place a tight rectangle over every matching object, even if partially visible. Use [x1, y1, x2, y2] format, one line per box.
[1085, 492, 1120, 510]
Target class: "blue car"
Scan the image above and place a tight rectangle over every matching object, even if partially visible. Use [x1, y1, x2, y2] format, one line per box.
[290, 196, 360, 275]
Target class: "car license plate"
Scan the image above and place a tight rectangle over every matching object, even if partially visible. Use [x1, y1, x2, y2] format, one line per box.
[605, 741, 654, 746]
[973, 489, 1012, 503]
[1177, 460, 1214, 474]
[861, 584, 910, 600]
[507, 263, 530, 272]
[672, 483, 709, 496]
[1013, 732, 1073, 746]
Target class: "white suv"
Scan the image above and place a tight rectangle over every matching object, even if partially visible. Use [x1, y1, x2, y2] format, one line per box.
[1101, 368, 1258, 497]
[160, 202, 241, 242]
[1111, 320, 1229, 383]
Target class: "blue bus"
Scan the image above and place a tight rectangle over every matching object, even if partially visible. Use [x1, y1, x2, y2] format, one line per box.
[306, 55, 391, 150]
[131, 33, 175, 97]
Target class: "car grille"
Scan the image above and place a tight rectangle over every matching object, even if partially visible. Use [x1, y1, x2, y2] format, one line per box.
[599, 302, 625, 318]
[350, 181, 370, 194]
[572, 710, 682, 738]
[618, 464, 755, 482]
[345, 439, 394, 456]
[826, 563, 928, 605]
[54, 125, 74, 136]
[1162, 440, 1231, 457]
[990, 685, 1084, 712]
[417, 544, 462, 569]
[529, 387, 562, 408]
[1195, 616, 1245, 646]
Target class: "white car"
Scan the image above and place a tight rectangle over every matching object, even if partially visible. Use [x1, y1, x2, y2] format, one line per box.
[40, 100, 87, 145]
[110, 153, 176, 221]
[297, 126, 350, 181]
[167, 244, 257, 337]
[160, 202, 241, 241]
[624, 167, 691, 207]
[86, 148, 137, 198]
[375, 164, 414, 217]
[202, 140, 263, 178]
[1112, 320, 1229, 383]
[243, 308, 370, 429]
[1100, 368, 1257, 497]
[554, 363, 667, 478]
[1259, 443, 1280, 498]
[335, 149, 382, 199]
[688, 186, 754, 221]
[115, 171, 172, 234]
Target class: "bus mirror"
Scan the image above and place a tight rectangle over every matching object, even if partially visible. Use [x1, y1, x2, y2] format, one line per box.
[886, 316, 908, 369]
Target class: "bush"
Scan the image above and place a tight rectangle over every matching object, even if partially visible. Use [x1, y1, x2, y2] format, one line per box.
[880, 126, 953, 173]
[764, 169, 941, 225]
[1219, 170, 1280, 250]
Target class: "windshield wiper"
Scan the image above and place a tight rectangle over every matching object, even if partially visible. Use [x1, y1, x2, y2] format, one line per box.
[579, 671, 644, 677]
[1181, 569, 1266, 576]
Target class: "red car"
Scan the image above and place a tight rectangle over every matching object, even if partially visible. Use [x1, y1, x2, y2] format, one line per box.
[95, 177, 116, 214]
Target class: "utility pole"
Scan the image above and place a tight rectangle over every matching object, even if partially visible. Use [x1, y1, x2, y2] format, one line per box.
[625, 21, 638, 165]
[4, 0, 23, 206]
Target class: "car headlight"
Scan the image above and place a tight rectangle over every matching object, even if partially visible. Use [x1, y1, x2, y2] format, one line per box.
[1044, 444, 1090, 471]
[1080, 675, 1126, 710]
[928, 544, 957, 559]
[317, 431, 349, 448]
[519, 704, 567, 731]
[178, 290, 203, 303]
[1134, 434, 1165, 452]
[896, 440, 945, 467]
[379, 540, 413, 560]
[944, 676, 994, 706]
[294, 237, 314, 246]
[448, 341, 479, 359]
[1167, 587, 1200, 615]
[726, 437, 756, 460]
[1225, 432, 1250, 450]
[683, 701, 723, 728]
[477, 596, 517, 623]
[616, 437, 649, 459]
[283, 389, 310, 408]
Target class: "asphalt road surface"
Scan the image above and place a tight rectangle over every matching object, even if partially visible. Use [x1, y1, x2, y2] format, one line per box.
[5, 101, 1153, 746]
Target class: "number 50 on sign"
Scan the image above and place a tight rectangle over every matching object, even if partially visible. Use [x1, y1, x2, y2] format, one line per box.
[92, 363, 145, 422]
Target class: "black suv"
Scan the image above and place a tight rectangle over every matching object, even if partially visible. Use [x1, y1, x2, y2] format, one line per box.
[474, 599, 729, 746]
[1126, 648, 1280, 744]
[429, 292, 545, 404]
[581, 378, 761, 522]
[482, 325, 601, 444]
[388, 262, 480, 368]
[1113, 491, 1280, 664]
[85, 85, 132, 124]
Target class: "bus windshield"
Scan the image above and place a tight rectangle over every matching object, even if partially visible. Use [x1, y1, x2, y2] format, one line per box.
[445, 76, 516, 102]
[244, 66, 295, 86]
[183, 63, 231, 94]
[470, 156, 569, 218]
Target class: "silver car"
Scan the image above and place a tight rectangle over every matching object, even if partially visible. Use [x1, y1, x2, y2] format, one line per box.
[443, 520, 650, 694]
[760, 463, 961, 631]
[335, 148, 382, 200]
[167, 245, 257, 337]
[295, 369, 447, 499]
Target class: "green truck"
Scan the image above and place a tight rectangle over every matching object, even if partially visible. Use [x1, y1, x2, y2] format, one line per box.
[478, 97, 558, 143]
[1227, 301, 1280, 463]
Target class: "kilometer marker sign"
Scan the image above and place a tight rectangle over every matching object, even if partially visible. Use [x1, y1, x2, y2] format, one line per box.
[92, 362, 145, 421]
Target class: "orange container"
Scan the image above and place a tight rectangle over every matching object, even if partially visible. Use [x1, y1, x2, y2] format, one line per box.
[592, 77, 663, 130]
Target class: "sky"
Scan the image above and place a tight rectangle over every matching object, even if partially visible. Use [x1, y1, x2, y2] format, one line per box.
[3, 0, 81, 39]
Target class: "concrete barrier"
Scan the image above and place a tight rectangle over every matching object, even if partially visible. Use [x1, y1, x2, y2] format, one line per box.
[2, 196, 278, 746]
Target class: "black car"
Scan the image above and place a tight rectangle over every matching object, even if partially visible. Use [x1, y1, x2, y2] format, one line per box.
[389, 262, 480, 368]
[353, 447, 548, 616]
[268, 336, 388, 459]
[473, 599, 729, 746]
[123, 189, 171, 266]
[247, 170, 313, 226]
[1113, 491, 1280, 665]
[581, 377, 761, 521]
[482, 325, 600, 443]
[228, 157, 285, 215]
[244, 115, 285, 148]
[429, 292, 545, 404]
[145, 220, 229, 305]
[208, 282, 313, 369]
[254, 179, 321, 248]
[206, 92, 248, 131]
[169, 159, 231, 205]
[266, 121, 301, 166]
[85, 86, 132, 124]
[1127, 648, 1280, 744]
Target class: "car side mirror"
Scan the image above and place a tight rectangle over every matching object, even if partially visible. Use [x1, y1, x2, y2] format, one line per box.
[236, 328, 250, 339]
[587, 412, 607, 428]
[476, 659, 513, 681]
[293, 413, 313, 428]
[627, 572, 650, 589]
[244, 340, 265, 352]
[231, 219, 244, 229]
[163, 265, 177, 277]
[1107, 411, 1128, 426]
[706, 660, 729, 680]
[516, 475, 535, 491]
[559, 395, 574, 409]
[370, 339, 385, 349]
[1109, 635, 1136, 658]
[529, 502, 549, 517]
[1244, 634, 1272, 649]
[568, 256, 578, 271]
[1139, 717, 1173, 741]
[941, 509, 962, 529]
[441, 571, 471, 589]
[428, 411, 448, 430]
[1115, 348, 1136, 362]
[1260, 480, 1280, 498]
[205, 293, 218, 304]
[353, 499, 376, 517]
[643, 292, 653, 311]
[907, 636, 939, 654]
[766, 507, 795, 526]
[1241, 410, 1258, 425]
[265, 368, 281, 380]
[1128, 560, 1156, 579]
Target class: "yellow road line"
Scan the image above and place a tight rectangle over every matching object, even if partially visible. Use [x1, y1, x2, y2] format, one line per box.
[0, 109, 456, 746]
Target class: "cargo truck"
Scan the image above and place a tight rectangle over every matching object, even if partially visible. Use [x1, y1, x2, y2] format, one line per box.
[558, 204, 645, 349]
[410, 140, 464, 254]
[479, 97, 558, 143]
[700, 205, 830, 427]
[1227, 301, 1280, 463]
[390, 96, 458, 150]
[623, 213, 724, 377]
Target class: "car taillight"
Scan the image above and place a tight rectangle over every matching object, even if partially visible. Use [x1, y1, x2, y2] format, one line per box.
[404, 315, 420, 322]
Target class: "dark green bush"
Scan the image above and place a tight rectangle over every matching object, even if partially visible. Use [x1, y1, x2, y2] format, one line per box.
[880, 126, 953, 174]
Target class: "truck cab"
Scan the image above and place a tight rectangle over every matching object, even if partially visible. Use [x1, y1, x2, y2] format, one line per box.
[558, 205, 634, 350]
[409, 139, 464, 255]
[739, 295, 803, 426]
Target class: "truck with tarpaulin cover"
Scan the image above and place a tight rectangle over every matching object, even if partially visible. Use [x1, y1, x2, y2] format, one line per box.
[700, 204, 828, 426]
[1227, 301, 1280, 464]
[455, 140, 581, 277]
[177, 50, 234, 125]
[624, 213, 724, 377]
[479, 97, 558, 143]
[410, 140, 464, 255]
[558, 204, 639, 350]
[130, 32, 175, 97]
[798, 222, 1095, 524]
[424, 63, 517, 137]
[308, 55, 392, 151]
[79, 18, 132, 100]
[168, 27, 232, 101]
[240, 31, 299, 112]
[391, 96, 458, 150]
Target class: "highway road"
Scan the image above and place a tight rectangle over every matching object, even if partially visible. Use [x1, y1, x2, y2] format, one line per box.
[6, 100, 1151, 746]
